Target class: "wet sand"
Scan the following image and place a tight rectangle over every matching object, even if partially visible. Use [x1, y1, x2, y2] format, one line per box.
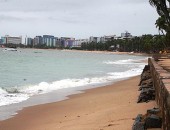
[0, 76, 156, 130]
[62, 49, 150, 56]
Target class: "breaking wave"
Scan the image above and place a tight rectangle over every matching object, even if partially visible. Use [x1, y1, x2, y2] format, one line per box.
[103, 58, 147, 65]
[0, 63, 144, 106]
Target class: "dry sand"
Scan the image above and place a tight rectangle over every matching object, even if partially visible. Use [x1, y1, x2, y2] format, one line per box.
[0, 76, 156, 130]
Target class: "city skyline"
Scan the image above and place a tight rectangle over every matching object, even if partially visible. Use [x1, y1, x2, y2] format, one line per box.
[0, 32, 135, 48]
[0, 0, 158, 39]
[1, 32, 131, 45]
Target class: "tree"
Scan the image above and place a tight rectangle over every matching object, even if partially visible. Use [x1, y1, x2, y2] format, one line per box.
[149, 0, 170, 46]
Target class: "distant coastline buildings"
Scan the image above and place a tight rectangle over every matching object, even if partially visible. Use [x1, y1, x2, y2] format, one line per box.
[0, 31, 133, 48]
[121, 31, 132, 39]
[1, 35, 22, 45]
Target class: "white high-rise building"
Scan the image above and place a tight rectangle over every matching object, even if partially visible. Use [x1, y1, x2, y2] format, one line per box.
[89, 36, 98, 43]
[100, 35, 116, 43]
[73, 39, 89, 47]
[4, 35, 22, 44]
[121, 31, 132, 39]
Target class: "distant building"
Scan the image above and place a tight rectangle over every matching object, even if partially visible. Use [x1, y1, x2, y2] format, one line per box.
[100, 35, 116, 43]
[36, 36, 43, 45]
[55, 37, 62, 47]
[60, 37, 75, 48]
[74, 39, 89, 47]
[89, 36, 99, 43]
[0, 39, 3, 44]
[121, 31, 132, 39]
[114, 36, 123, 40]
[33, 37, 39, 46]
[33, 36, 43, 46]
[1, 37, 5, 44]
[1, 37, 6, 44]
[43, 35, 56, 47]
[65, 39, 75, 48]
[25, 37, 33, 46]
[3, 35, 22, 44]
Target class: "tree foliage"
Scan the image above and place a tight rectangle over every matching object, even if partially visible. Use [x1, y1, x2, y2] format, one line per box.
[81, 35, 165, 53]
[149, 0, 170, 46]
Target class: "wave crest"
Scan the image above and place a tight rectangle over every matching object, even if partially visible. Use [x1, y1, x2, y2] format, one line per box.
[0, 64, 144, 107]
[103, 58, 147, 65]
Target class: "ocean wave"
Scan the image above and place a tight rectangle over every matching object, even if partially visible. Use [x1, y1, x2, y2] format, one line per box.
[19, 78, 108, 96]
[108, 65, 144, 79]
[103, 58, 147, 65]
[0, 64, 145, 106]
[0, 87, 29, 106]
[0, 88, 8, 94]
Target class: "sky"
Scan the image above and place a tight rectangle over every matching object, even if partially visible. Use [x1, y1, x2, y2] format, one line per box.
[0, 0, 159, 39]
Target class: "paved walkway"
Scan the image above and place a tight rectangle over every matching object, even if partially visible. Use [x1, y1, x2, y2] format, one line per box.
[154, 54, 170, 72]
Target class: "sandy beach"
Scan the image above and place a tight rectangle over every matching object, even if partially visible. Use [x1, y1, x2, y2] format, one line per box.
[62, 49, 150, 56]
[0, 76, 156, 130]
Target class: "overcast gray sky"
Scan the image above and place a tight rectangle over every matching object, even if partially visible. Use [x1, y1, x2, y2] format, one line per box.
[0, 0, 158, 39]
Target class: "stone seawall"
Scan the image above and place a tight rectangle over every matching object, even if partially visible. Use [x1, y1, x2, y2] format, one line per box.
[148, 58, 170, 130]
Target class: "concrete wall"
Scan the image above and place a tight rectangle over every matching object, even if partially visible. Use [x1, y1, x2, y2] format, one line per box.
[148, 58, 170, 130]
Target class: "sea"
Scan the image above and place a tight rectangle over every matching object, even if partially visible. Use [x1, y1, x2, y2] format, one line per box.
[0, 48, 147, 120]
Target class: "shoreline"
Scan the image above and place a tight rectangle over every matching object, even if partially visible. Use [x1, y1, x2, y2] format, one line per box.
[11, 48, 151, 56]
[0, 76, 139, 121]
[0, 76, 156, 130]
[0, 49, 148, 121]
[0, 76, 141, 121]
[61, 49, 151, 56]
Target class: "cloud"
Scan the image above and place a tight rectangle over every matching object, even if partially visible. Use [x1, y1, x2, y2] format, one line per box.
[0, 0, 159, 38]
[0, 0, 149, 12]
[0, 15, 21, 22]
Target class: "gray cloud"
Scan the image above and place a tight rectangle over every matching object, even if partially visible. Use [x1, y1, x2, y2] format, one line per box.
[0, 15, 22, 21]
[0, 0, 149, 12]
[0, 0, 159, 38]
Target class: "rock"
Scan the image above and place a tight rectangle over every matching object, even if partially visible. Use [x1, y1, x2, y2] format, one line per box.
[139, 71, 152, 86]
[137, 93, 149, 103]
[141, 88, 155, 95]
[143, 65, 150, 71]
[138, 76, 153, 86]
[141, 79, 153, 86]
[133, 108, 162, 129]
[139, 65, 151, 86]
[145, 114, 162, 128]
[139, 84, 153, 91]
[138, 66, 155, 103]
[137, 88, 155, 103]
[147, 108, 160, 115]
[141, 65, 150, 75]
[132, 114, 145, 130]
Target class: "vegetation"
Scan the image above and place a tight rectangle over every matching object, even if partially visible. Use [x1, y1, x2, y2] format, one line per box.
[5, 43, 26, 48]
[2, 35, 166, 53]
[79, 1, 170, 52]
[149, 0, 170, 47]
[81, 35, 165, 53]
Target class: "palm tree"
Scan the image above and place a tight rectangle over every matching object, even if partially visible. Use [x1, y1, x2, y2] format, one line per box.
[149, 0, 170, 46]
[149, 0, 170, 22]
[156, 16, 166, 35]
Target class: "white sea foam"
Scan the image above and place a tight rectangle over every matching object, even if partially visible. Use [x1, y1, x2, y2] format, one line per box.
[103, 58, 147, 65]
[0, 92, 29, 106]
[0, 63, 145, 107]
[0, 88, 8, 94]
[108, 65, 144, 79]
[0, 55, 147, 106]
[20, 78, 105, 96]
